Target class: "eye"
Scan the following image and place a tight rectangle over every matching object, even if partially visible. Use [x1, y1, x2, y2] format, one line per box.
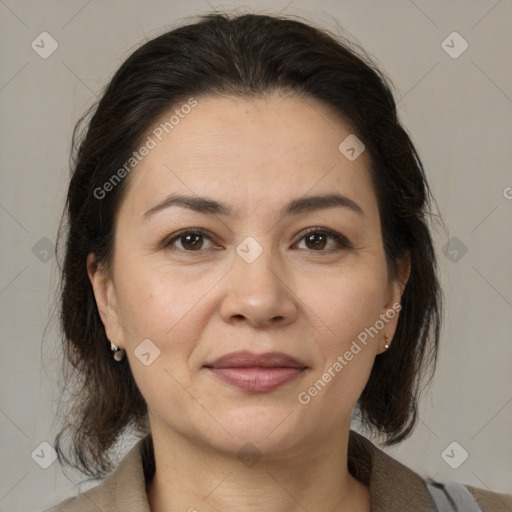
[165, 228, 217, 252]
[164, 227, 351, 253]
[294, 228, 352, 252]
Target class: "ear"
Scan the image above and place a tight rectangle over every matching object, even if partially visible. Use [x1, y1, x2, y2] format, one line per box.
[86, 253, 125, 349]
[380, 252, 411, 352]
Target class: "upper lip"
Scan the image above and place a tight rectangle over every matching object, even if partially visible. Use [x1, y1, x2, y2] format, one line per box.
[204, 351, 307, 369]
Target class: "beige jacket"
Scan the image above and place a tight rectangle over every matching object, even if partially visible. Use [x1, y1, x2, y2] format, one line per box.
[47, 430, 512, 512]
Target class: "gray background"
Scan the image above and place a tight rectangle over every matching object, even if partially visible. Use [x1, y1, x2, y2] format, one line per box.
[1, 0, 511, 510]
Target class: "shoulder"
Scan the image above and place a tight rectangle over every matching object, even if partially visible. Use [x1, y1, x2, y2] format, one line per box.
[465, 484, 512, 512]
[42, 484, 104, 512]
[44, 494, 97, 512]
[348, 429, 512, 512]
[43, 435, 153, 512]
[348, 430, 438, 510]
[426, 479, 512, 512]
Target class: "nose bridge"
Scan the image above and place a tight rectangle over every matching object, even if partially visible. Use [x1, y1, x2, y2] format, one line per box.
[235, 234, 286, 297]
[220, 234, 297, 326]
[237, 236, 281, 289]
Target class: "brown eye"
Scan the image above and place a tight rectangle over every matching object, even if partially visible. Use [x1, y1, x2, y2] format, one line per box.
[180, 233, 204, 250]
[165, 229, 215, 252]
[305, 232, 328, 250]
[295, 228, 351, 252]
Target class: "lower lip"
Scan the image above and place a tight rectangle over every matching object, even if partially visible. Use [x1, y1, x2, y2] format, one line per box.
[206, 367, 306, 392]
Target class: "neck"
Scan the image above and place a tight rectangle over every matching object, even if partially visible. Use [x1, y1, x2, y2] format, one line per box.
[147, 425, 371, 512]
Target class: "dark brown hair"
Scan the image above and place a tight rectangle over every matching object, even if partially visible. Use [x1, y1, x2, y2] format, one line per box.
[54, 11, 442, 479]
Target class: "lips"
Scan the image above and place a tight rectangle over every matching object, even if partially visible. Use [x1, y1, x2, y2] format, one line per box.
[204, 350, 307, 370]
[204, 351, 308, 392]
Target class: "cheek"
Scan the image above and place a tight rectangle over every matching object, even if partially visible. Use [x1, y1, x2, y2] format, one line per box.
[114, 256, 214, 342]
[299, 266, 386, 401]
[303, 264, 388, 340]
[115, 265, 206, 414]
[297, 275, 383, 421]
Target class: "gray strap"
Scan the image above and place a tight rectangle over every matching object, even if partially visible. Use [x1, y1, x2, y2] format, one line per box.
[426, 481, 483, 512]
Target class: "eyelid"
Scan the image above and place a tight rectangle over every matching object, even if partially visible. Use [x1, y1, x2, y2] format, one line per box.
[164, 226, 352, 252]
[294, 226, 353, 250]
[164, 227, 218, 250]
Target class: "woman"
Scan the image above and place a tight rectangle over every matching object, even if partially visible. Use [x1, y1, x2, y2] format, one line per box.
[48, 12, 512, 512]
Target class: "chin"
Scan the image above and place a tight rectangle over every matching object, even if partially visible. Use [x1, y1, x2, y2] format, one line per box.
[204, 405, 310, 455]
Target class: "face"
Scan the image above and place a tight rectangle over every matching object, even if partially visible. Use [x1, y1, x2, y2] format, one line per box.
[88, 93, 408, 458]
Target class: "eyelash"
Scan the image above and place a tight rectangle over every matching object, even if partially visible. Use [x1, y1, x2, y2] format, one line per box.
[163, 227, 352, 254]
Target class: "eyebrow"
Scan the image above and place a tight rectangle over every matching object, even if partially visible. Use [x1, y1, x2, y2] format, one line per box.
[142, 192, 364, 222]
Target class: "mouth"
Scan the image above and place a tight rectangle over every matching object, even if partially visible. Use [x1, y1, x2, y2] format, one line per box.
[203, 351, 308, 392]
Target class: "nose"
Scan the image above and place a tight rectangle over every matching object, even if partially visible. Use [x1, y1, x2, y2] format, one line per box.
[219, 243, 298, 329]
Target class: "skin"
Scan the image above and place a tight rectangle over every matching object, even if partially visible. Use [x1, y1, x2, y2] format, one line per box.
[88, 93, 410, 512]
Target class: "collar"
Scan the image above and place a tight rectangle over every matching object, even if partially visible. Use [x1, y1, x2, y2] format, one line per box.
[55, 430, 437, 511]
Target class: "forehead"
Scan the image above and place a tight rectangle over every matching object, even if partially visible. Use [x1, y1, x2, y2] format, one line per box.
[118, 93, 377, 220]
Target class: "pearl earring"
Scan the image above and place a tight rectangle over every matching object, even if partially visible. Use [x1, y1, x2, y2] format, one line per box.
[110, 340, 126, 361]
[384, 334, 390, 350]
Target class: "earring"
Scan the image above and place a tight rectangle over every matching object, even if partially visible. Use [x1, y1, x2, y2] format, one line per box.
[110, 340, 126, 362]
[384, 334, 390, 350]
